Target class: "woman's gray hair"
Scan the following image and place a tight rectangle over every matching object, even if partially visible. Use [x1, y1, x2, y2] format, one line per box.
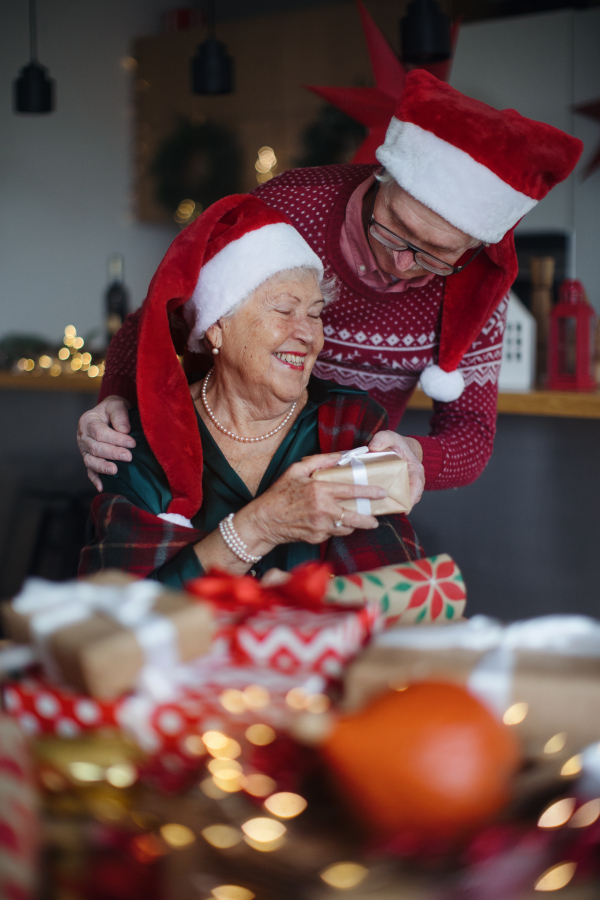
[220, 265, 338, 324]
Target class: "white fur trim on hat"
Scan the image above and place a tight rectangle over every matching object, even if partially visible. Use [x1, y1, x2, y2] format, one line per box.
[420, 365, 465, 402]
[376, 119, 538, 244]
[184, 222, 324, 351]
[158, 512, 194, 529]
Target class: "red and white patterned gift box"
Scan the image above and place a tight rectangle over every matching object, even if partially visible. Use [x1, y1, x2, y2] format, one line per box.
[233, 602, 380, 677]
[2, 662, 321, 757]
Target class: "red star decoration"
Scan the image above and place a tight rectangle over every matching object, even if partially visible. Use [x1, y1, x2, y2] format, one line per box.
[305, 0, 460, 164]
[574, 98, 600, 179]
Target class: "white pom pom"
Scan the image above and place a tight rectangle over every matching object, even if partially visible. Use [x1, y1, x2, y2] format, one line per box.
[420, 365, 465, 402]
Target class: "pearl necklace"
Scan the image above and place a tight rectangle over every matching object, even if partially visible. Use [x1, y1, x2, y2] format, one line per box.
[201, 369, 297, 443]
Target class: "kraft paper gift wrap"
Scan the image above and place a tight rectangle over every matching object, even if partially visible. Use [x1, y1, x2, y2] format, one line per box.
[311, 446, 411, 515]
[325, 555, 467, 626]
[342, 614, 600, 760]
[2, 572, 214, 701]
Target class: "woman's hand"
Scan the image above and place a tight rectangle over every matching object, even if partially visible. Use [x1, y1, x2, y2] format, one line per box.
[367, 431, 425, 508]
[234, 452, 387, 555]
[77, 396, 135, 491]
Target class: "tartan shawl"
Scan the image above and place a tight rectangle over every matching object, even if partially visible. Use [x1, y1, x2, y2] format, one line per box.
[79, 391, 424, 580]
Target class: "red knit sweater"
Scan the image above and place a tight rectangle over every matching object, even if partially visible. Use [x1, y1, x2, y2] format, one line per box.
[100, 165, 508, 490]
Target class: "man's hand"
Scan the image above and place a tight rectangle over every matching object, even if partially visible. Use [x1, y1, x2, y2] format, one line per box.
[368, 430, 425, 508]
[77, 395, 135, 491]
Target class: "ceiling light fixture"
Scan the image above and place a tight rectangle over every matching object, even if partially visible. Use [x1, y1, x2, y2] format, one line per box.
[191, 0, 234, 95]
[400, 0, 451, 65]
[14, 0, 55, 113]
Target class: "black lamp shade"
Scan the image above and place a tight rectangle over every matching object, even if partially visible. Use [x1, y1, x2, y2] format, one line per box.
[14, 61, 54, 113]
[191, 37, 233, 95]
[400, 0, 451, 64]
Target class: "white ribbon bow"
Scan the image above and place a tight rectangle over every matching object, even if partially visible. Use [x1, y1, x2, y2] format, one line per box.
[337, 446, 394, 516]
[12, 577, 179, 696]
[376, 614, 600, 717]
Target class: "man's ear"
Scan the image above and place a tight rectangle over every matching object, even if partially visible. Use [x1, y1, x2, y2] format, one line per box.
[205, 321, 223, 351]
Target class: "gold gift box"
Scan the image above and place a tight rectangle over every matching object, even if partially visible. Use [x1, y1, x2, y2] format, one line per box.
[312, 449, 411, 516]
[2, 570, 214, 700]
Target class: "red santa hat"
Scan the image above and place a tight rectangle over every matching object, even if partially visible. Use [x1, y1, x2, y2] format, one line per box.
[375, 70, 583, 402]
[136, 194, 324, 526]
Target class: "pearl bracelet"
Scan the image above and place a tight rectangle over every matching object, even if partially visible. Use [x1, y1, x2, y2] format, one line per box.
[219, 513, 262, 565]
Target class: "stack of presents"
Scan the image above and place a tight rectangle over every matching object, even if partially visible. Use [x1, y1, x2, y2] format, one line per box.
[2, 556, 600, 900]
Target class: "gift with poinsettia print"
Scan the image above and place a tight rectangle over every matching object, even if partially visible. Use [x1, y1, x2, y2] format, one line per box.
[324, 555, 466, 625]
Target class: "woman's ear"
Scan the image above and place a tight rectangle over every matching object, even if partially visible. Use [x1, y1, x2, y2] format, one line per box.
[205, 321, 223, 352]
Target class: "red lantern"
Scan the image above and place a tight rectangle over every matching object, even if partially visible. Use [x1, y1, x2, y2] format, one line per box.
[547, 279, 596, 391]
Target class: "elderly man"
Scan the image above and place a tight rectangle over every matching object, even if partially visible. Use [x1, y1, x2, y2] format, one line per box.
[77, 71, 582, 502]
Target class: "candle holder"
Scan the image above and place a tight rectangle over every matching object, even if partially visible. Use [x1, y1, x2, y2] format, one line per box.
[547, 279, 596, 392]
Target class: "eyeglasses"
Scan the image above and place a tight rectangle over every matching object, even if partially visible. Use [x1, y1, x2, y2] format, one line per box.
[368, 184, 486, 277]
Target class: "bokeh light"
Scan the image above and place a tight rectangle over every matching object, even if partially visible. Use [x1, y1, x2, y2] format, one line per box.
[264, 792, 307, 818]
[243, 773, 276, 797]
[503, 702, 528, 725]
[320, 862, 368, 889]
[537, 798, 575, 829]
[212, 887, 255, 900]
[569, 798, 600, 828]
[220, 689, 246, 714]
[561, 755, 582, 777]
[544, 733, 567, 755]
[534, 861, 576, 891]
[241, 817, 286, 842]
[245, 724, 276, 746]
[201, 825, 242, 848]
[160, 823, 196, 848]
[242, 685, 270, 710]
[105, 762, 137, 788]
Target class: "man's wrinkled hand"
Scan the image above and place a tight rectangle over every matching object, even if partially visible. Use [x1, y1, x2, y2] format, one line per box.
[368, 430, 425, 508]
[77, 395, 135, 491]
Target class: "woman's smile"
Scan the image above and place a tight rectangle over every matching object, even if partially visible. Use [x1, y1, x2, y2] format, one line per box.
[273, 351, 306, 370]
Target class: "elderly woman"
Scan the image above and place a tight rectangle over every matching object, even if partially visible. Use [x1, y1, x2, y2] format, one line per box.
[79, 195, 424, 586]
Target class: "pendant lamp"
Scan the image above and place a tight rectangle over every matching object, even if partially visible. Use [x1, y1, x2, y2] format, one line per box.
[191, 0, 234, 95]
[400, 0, 451, 65]
[14, 0, 55, 113]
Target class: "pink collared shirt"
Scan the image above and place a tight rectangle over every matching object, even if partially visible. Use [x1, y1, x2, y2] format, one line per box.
[339, 174, 435, 293]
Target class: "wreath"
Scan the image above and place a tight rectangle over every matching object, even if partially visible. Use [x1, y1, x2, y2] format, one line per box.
[151, 118, 242, 217]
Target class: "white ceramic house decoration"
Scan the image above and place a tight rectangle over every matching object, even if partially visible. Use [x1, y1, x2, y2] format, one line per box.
[498, 290, 537, 392]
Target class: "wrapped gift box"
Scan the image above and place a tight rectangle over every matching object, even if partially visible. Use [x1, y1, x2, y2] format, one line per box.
[233, 602, 380, 677]
[325, 555, 466, 625]
[312, 447, 411, 515]
[2, 574, 214, 700]
[342, 615, 600, 760]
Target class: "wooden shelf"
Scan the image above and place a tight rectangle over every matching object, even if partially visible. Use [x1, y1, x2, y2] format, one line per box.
[2, 372, 600, 418]
[0, 372, 100, 393]
[407, 388, 600, 419]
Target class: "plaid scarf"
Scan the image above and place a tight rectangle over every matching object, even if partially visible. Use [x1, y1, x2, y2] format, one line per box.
[79, 391, 424, 580]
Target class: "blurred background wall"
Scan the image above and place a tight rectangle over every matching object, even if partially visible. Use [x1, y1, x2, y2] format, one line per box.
[0, 1, 599, 344]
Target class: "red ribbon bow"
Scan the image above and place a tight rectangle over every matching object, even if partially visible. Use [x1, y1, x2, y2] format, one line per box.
[186, 561, 334, 614]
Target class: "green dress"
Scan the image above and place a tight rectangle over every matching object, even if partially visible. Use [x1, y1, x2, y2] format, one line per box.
[100, 376, 365, 588]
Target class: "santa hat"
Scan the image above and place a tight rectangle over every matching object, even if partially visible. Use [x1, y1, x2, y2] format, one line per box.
[375, 70, 583, 402]
[137, 194, 324, 526]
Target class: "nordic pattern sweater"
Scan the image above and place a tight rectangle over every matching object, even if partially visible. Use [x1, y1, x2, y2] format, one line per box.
[99, 165, 508, 490]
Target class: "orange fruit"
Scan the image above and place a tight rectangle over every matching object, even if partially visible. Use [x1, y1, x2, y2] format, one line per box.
[322, 682, 520, 839]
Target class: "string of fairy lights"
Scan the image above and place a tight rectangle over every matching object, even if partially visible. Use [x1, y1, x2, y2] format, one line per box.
[13, 325, 105, 379]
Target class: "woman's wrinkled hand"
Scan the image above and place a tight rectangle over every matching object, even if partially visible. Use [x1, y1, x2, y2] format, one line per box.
[367, 431, 425, 508]
[76, 395, 135, 491]
[235, 452, 387, 555]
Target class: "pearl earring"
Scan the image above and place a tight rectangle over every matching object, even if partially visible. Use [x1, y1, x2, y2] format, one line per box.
[212, 347, 219, 355]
